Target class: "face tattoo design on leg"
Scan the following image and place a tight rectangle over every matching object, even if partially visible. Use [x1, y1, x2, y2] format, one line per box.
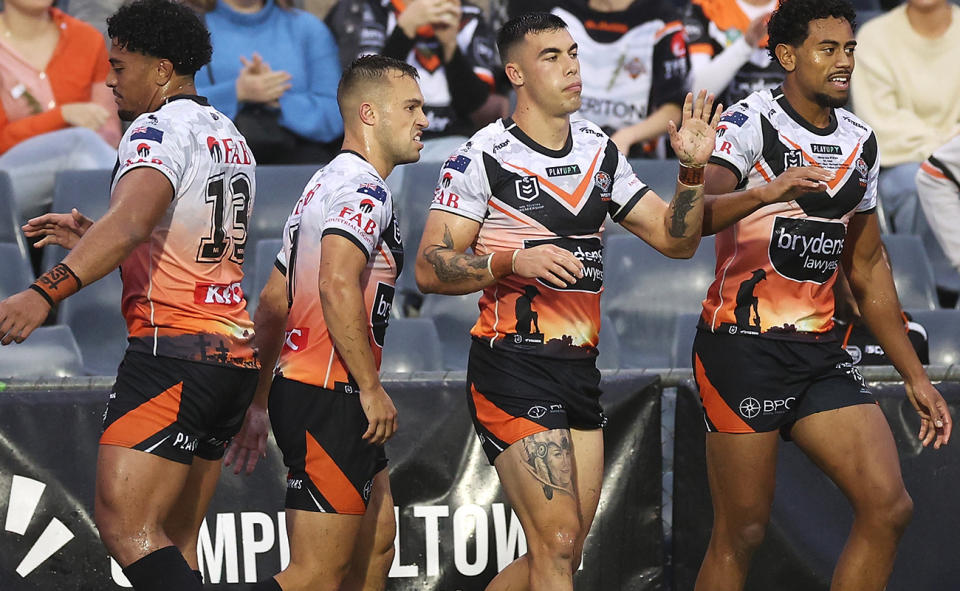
[522, 432, 574, 500]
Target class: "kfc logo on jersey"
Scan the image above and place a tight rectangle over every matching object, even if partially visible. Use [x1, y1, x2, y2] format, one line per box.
[784, 149, 803, 169]
[283, 327, 310, 352]
[515, 176, 541, 202]
[194, 281, 244, 305]
[207, 136, 223, 163]
[359, 198, 376, 214]
[136, 143, 150, 157]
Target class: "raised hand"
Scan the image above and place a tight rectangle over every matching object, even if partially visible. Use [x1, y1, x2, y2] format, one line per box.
[23, 208, 93, 250]
[668, 90, 723, 168]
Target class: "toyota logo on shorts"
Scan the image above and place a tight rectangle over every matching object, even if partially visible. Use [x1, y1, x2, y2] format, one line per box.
[527, 406, 548, 419]
[739, 397, 761, 419]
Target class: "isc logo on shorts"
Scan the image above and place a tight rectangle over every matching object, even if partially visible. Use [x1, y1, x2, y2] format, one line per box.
[194, 282, 244, 305]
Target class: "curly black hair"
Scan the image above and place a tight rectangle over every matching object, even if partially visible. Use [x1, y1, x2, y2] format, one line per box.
[767, 0, 857, 62]
[106, 0, 212, 76]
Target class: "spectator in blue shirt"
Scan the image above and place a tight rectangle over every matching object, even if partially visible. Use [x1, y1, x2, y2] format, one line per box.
[192, 0, 343, 163]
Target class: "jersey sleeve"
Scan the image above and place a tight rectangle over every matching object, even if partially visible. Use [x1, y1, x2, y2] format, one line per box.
[609, 148, 652, 222]
[114, 118, 186, 195]
[708, 103, 762, 185]
[321, 181, 390, 259]
[429, 148, 490, 222]
[856, 132, 880, 213]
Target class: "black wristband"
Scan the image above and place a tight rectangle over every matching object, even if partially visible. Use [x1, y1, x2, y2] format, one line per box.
[28, 284, 55, 308]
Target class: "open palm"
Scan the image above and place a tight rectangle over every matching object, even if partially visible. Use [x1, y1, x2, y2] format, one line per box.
[668, 90, 723, 168]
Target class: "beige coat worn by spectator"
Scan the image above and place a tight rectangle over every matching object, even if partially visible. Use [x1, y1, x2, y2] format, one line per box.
[916, 134, 960, 274]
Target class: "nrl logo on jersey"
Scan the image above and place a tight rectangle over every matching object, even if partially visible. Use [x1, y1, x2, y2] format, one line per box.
[784, 149, 803, 169]
[515, 176, 541, 202]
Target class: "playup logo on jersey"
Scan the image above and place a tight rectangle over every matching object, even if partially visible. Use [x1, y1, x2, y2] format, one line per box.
[515, 176, 540, 202]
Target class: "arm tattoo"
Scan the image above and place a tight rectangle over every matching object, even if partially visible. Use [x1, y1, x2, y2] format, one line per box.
[519, 431, 574, 500]
[422, 224, 488, 283]
[669, 188, 700, 238]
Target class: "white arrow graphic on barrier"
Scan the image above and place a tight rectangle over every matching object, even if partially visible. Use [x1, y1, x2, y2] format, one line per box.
[4, 474, 76, 577]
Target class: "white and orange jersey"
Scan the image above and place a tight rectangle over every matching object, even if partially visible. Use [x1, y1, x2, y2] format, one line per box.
[702, 88, 880, 340]
[430, 117, 648, 360]
[113, 95, 257, 368]
[275, 151, 402, 391]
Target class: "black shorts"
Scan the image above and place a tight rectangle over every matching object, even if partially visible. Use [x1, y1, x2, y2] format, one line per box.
[269, 377, 388, 515]
[692, 329, 875, 436]
[466, 339, 605, 464]
[100, 351, 258, 463]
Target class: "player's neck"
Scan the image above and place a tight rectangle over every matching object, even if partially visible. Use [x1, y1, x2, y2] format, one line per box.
[780, 79, 832, 129]
[510, 102, 572, 152]
[588, 0, 633, 12]
[342, 136, 393, 180]
[906, 1, 952, 38]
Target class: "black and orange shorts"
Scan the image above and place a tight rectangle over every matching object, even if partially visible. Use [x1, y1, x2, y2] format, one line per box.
[692, 329, 875, 437]
[100, 351, 258, 464]
[466, 339, 605, 464]
[268, 377, 388, 515]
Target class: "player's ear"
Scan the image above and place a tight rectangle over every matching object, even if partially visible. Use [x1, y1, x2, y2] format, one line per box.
[155, 58, 175, 86]
[504, 61, 524, 87]
[775, 43, 795, 72]
[358, 101, 377, 126]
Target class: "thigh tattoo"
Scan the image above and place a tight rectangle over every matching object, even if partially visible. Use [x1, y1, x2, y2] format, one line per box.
[521, 431, 574, 500]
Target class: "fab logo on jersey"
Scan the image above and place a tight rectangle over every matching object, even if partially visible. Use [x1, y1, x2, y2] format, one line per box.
[769, 217, 846, 283]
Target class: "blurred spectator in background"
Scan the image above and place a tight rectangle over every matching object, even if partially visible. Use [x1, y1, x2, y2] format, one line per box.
[510, 0, 690, 158]
[685, 0, 783, 108]
[916, 134, 960, 280]
[327, 0, 505, 160]
[0, 0, 120, 222]
[832, 271, 929, 366]
[68, 0, 124, 38]
[192, 0, 343, 164]
[852, 0, 960, 297]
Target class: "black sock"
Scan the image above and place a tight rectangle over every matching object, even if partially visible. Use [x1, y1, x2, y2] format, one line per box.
[122, 546, 202, 591]
[193, 569, 203, 583]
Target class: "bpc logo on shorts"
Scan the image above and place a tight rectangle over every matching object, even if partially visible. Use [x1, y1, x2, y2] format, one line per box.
[739, 397, 762, 419]
[527, 406, 548, 419]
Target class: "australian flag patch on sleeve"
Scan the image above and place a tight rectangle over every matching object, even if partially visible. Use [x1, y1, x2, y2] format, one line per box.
[130, 126, 164, 143]
[719, 111, 749, 127]
[442, 154, 472, 173]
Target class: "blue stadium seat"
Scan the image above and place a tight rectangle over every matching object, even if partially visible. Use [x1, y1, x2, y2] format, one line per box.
[0, 243, 32, 300]
[245, 238, 283, 313]
[419, 291, 481, 370]
[381, 317, 444, 373]
[905, 309, 960, 367]
[243, 165, 318, 298]
[882, 234, 938, 310]
[43, 169, 113, 272]
[597, 314, 621, 370]
[0, 325, 85, 379]
[0, 171, 28, 259]
[393, 160, 443, 312]
[57, 270, 126, 376]
[670, 312, 702, 369]
[602, 234, 715, 368]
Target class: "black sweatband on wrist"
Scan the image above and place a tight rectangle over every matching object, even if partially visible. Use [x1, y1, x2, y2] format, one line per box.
[28, 284, 55, 308]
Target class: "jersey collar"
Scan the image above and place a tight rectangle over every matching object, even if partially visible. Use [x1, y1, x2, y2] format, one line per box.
[503, 118, 574, 158]
[162, 95, 210, 107]
[772, 86, 838, 137]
